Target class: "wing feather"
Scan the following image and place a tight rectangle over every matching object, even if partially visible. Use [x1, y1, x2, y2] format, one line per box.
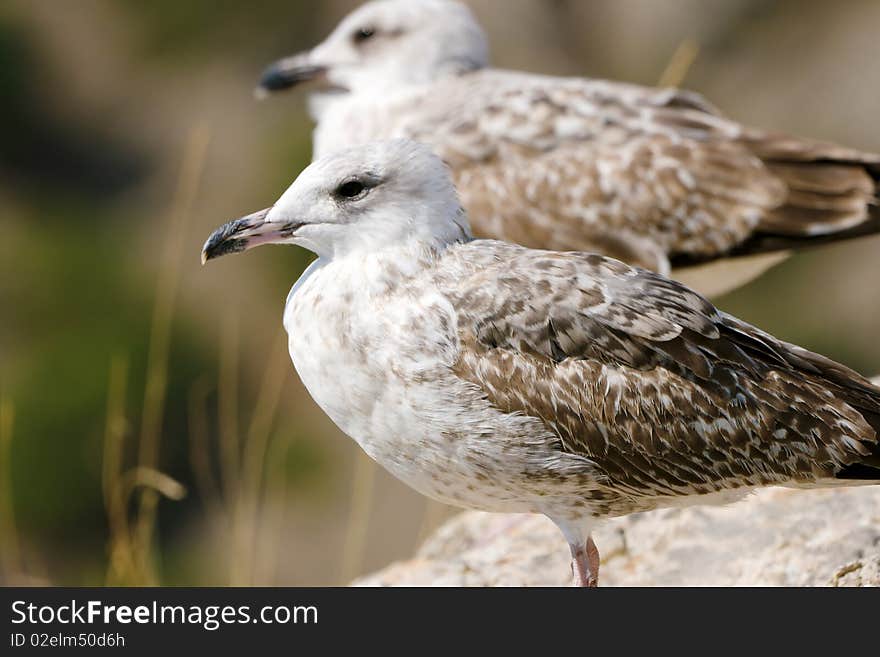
[444, 242, 880, 498]
[397, 71, 879, 276]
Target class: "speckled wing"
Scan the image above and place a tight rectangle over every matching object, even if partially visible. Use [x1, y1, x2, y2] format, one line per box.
[443, 241, 880, 501]
[401, 71, 879, 274]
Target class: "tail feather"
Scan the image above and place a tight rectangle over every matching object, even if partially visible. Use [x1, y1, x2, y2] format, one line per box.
[761, 161, 875, 235]
[836, 462, 880, 480]
[837, 409, 880, 480]
[706, 208, 880, 261]
[773, 342, 880, 483]
[834, 388, 880, 481]
[715, 132, 880, 259]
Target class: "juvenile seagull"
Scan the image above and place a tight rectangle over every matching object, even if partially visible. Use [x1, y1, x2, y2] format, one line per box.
[258, 0, 880, 295]
[202, 140, 880, 586]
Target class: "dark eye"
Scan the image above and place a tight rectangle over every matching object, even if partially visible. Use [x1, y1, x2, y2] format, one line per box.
[336, 179, 366, 199]
[353, 27, 375, 43]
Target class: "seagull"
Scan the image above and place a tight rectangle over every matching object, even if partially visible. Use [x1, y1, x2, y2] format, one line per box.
[202, 139, 880, 586]
[256, 0, 880, 296]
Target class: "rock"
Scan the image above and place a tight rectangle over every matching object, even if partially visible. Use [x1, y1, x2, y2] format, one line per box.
[354, 487, 880, 586]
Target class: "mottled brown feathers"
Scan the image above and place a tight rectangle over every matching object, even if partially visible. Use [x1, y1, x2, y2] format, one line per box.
[445, 242, 880, 499]
[402, 71, 880, 273]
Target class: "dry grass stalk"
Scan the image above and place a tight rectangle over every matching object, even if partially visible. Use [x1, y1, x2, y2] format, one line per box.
[658, 38, 700, 88]
[103, 356, 134, 584]
[254, 432, 293, 585]
[130, 124, 210, 583]
[233, 330, 289, 585]
[187, 376, 224, 521]
[188, 327, 290, 585]
[218, 312, 241, 513]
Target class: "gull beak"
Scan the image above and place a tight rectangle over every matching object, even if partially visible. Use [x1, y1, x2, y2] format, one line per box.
[256, 52, 327, 98]
[201, 207, 299, 264]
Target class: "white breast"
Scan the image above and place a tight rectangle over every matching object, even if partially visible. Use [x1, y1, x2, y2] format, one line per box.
[282, 252, 571, 514]
[284, 257, 382, 443]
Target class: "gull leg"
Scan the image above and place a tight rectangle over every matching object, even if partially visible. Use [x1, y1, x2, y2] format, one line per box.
[569, 537, 600, 587]
[549, 515, 599, 587]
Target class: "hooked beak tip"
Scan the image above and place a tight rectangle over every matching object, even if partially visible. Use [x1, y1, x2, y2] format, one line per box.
[200, 207, 279, 264]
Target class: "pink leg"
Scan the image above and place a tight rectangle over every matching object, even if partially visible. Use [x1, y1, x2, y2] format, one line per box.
[569, 536, 600, 587]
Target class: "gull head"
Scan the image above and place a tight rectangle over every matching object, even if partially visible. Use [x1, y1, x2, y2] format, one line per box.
[202, 139, 471, 263]
[257, 0, 488, 99]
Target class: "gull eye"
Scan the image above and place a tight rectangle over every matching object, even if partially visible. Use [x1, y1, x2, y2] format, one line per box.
[335, 179, 367, 199]
[353, 27, 375, 43]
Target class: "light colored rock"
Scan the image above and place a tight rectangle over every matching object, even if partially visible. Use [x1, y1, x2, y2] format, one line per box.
[354, 487, 880, 586]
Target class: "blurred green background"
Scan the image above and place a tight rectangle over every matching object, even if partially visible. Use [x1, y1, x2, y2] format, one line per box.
[0, 0, 878, 586]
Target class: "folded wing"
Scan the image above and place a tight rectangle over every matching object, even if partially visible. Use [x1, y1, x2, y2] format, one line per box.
[444, 242, 880, 500]
[411, 71, 879, 276]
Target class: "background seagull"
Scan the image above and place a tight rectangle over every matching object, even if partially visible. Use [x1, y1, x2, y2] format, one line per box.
[256, 0, 880, 296]
[202, 139, 880, 586]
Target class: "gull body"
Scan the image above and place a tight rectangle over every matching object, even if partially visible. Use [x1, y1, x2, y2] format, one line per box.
[203, 140, 880, 586]
[259, 0, 880, 296]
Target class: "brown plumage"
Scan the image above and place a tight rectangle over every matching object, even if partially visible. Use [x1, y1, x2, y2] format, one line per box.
[204, 138, 879, 586]
[676, 131, 880, 265]
[422, 75, 880, 278]
[443, 241, 880, 511]
[260, 0, 880, 294]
